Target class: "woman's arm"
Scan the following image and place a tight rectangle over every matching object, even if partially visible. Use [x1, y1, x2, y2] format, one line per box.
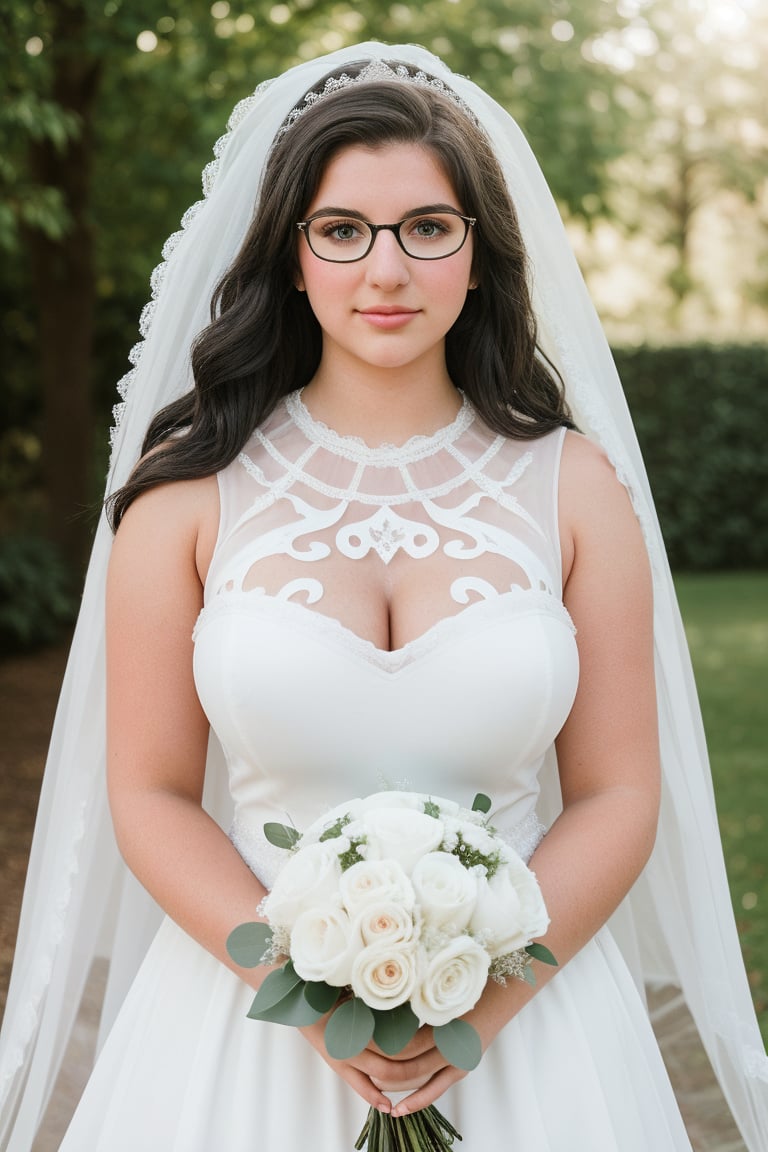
[106, 476, 270, 981]
[387, 431, 660, 1116]
[107, 476, 396, 1112]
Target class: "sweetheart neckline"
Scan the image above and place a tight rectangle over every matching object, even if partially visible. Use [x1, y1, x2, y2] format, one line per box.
[193, 585, 576, 674]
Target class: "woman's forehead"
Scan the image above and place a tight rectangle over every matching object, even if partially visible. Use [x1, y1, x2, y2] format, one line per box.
[307, 143, 460, 214]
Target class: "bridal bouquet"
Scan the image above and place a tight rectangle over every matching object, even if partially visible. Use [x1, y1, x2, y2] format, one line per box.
[227, 791, 555, 1151]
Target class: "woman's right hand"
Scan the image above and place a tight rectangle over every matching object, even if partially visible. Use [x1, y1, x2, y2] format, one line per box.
[298, 1018, 444, 1109]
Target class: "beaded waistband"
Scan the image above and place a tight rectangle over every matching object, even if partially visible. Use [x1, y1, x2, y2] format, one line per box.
[229, 807, 545, 889]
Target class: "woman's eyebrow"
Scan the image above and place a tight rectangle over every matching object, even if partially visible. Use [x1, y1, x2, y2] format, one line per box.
[308, 202, 462, 219]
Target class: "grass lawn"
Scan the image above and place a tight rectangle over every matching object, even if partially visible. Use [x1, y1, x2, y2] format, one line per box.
[675, 572, 768, 1045]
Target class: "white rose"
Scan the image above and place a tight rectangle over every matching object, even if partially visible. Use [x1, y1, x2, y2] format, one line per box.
[340, 858, 415, 918]
[360, 791, 423, 812]
[469, 857, 549, 958]
[290, 905, 362, 986]
[351, 943, 419, 1011]
[263, 841, 343, 931]
[411, 852, 478, 935]
[456, 821, 498, 858]
[363, 809, 444, 874]
[355, 902, 416, 948]
[411, 936, 490, 1027]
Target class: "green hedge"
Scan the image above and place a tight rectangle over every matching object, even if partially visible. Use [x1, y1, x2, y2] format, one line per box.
[613, 345, 768, 570]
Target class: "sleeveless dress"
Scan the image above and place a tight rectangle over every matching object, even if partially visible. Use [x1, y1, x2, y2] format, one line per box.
[59, 392, 693, 1151]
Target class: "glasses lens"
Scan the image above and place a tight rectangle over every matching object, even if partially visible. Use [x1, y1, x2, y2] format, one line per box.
[306, 217, 373, 261]
[398, 213, 467, 259]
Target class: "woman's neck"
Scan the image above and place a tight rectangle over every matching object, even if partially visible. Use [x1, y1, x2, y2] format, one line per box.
[300, 367, 462, 448]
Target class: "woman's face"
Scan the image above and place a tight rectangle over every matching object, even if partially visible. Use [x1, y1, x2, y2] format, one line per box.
[296, 142, 475, 379]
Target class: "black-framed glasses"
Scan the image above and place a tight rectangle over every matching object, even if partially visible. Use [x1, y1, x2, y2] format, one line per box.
[296, 208, 476, 263]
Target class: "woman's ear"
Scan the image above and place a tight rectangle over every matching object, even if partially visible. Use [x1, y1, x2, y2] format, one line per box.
[295, 272, 305, 292]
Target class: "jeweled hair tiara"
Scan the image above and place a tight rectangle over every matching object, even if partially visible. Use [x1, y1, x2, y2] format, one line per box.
[273, 58, 479, 143]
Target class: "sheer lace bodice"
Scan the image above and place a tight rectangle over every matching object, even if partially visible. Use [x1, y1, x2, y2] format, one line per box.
[192, 392, 579, 884]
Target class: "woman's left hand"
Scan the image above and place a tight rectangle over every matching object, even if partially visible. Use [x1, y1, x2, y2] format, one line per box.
[384, 976, 530, 1116]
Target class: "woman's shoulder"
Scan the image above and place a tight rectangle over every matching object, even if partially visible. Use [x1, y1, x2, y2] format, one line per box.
[559, 429, 628, 503]
[112, 473, 220, 584]
[557, 430, 646, 587]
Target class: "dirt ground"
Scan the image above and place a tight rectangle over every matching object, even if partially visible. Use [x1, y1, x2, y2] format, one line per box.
[0, 643, 748, 1150]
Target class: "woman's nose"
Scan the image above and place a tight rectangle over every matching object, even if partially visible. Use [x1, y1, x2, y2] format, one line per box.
[364, 229, 411, 289]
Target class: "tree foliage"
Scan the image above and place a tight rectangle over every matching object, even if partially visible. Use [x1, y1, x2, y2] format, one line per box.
[0, 0, 766, 574]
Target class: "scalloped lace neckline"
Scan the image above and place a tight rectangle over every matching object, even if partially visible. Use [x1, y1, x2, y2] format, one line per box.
[285, 388, 475, 466]
[195, 586, 575, 674]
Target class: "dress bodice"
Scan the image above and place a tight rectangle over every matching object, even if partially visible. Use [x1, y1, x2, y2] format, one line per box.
[192, 392, 579, 883]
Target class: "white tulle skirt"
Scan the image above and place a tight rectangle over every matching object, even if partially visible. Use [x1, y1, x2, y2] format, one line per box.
[59, 918, 693, 1151]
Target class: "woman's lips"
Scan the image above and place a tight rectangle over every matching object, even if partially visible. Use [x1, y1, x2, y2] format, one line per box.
[357, 307, 420, 330]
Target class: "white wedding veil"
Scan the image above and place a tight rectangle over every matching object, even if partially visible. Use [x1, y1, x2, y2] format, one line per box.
[1, 41, 766, 1151]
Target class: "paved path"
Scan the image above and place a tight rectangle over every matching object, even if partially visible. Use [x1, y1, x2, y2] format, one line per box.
[0, 645, 747, 1150]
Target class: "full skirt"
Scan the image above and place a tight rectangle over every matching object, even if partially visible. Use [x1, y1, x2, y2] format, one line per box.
[59, 918, 693, 1151]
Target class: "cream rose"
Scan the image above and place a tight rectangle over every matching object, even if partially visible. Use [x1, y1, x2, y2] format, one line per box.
[262, 841, 343, 930]
[411, 851, 478, 935]
[362, 808, 444, 874]
[339, 858, 415, 918]
[355, 901, 416, 948]
[290, 905, 362, 986]
[351, 943, 419, 1011]
[411, 936, 490, 1027]
[469, 857, 549, 958]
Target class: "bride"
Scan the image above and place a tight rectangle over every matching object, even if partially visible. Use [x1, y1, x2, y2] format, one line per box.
[1, 42, 766, 1152]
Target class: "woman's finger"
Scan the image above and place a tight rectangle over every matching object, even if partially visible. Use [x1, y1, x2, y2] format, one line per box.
[390, 1066, 467, 1118]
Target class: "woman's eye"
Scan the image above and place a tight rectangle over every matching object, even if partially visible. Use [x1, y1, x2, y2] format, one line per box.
[319, 221, 363, 241]
[410, 218, 449, 238]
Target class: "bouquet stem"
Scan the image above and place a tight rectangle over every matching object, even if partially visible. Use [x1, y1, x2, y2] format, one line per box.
[355, 1104, 462, 1151]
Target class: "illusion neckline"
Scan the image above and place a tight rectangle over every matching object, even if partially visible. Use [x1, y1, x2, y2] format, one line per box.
[285, 388, 475, 466]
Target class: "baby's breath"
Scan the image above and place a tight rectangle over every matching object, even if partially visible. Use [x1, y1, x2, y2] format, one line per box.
[490, 949, 532, 984]
[450, 833, 502, 877]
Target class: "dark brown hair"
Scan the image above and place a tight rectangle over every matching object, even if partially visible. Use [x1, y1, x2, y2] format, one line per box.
[109, 63, 573, 529]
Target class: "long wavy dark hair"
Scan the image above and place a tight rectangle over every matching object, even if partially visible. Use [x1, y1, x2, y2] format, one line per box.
[108, 62, 574, 529]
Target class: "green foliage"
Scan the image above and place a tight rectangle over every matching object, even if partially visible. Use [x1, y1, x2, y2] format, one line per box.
[433, 1018, 482, 1070]
[246, 961, 325, 1025]
[225, 921, 272, 967]
[324, 996, 376, 1059]
[615, 345, 768, 570]
[525, 941, 558, 966]
[676, 573, 768, 1044]
[263, 821, 300, 849]
[0, 534, 77, 653]
[371, 1001, 420, 1055]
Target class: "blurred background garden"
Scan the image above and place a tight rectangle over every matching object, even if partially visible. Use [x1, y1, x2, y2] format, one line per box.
[0, 0, 766, 1055]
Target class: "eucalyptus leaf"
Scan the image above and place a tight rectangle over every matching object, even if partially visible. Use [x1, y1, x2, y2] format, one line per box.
[247, 963, 303, 1014]
[525, 942, 558, 967]
[433, 1019, 482, 1071]
[471, 792, 492, 814]
[263, 822, 300, 849]
[248, 981, 324, 1027]
[522, 964, 537, 986]
[225, 922, 273, 968]
[371, 1002, 420, 1055]
[324, 997, 375, 1059]
[304, 981, 341, 1013]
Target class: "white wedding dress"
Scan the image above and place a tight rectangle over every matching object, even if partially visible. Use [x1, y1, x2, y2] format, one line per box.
[59, 392, 693, 1151]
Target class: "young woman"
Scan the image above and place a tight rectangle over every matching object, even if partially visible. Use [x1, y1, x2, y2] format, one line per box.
[1, 44, 766, 1152]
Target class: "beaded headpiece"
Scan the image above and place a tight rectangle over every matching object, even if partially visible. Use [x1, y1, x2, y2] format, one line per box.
[274, 58, 479, 143]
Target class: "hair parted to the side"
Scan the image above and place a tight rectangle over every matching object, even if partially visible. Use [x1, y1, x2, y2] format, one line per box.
[108, 61, 574, 530]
